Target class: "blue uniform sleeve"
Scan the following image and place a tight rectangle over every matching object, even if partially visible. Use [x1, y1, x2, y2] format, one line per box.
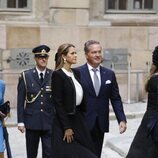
[0, 80, 5, 105]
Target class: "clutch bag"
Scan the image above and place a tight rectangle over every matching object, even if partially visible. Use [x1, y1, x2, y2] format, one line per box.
[0, 101, 10, 115]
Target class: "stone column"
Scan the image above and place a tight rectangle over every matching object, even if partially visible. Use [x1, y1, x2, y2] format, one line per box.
[89, 0, 104, 20]
[49, 0, 90, 26]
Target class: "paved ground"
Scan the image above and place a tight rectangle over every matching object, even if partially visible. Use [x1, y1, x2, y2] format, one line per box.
[4, 102, 146, 158]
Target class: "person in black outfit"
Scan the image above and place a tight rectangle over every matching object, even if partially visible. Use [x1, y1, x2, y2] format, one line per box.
[126, 46, 158, 158]
[17, 45, 54, 158]
[51, 43, 98, 158]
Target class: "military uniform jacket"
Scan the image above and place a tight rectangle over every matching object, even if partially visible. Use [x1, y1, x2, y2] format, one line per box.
[17, 68, 54, 130]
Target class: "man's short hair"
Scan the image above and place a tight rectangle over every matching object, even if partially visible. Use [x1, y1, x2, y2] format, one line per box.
[84, 40, 100, 53]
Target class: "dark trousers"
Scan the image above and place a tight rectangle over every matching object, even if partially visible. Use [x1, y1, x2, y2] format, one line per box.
[26, 129, 52, 158]
[90, 119, 104, 158]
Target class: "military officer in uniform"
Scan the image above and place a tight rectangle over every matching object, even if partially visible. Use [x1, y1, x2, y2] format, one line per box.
[17, 45, 54, 158]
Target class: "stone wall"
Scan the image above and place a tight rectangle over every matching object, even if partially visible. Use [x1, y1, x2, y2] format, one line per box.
[1, 0, 158, 106]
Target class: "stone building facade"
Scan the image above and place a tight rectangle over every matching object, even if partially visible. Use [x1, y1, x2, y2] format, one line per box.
[0, 0, 158, 105]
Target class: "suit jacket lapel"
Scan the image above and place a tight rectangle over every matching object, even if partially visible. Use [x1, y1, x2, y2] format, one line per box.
[42, 68, 51, 85]
[32, 68, 51, 86]
[82, 64, 96, 96]
[99, 66, 107, 96]
[32, 68, 41, 85]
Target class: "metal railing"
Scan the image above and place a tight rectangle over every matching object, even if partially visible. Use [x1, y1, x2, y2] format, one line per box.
[0, 62, 150, 107]
[113, 62, 149, 103]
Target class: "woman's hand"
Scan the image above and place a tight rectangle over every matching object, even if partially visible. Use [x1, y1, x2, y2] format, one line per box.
[63, 128, 74, 143]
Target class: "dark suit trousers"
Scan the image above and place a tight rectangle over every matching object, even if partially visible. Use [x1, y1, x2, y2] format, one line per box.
[26, 129, 52, 158]
[90, 119, 104, 158]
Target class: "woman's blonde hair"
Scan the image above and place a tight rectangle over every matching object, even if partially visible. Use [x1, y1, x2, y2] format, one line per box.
[55, 43, 75, 70]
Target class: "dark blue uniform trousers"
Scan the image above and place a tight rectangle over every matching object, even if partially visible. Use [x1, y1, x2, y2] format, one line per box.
[26, 129, 52, 158]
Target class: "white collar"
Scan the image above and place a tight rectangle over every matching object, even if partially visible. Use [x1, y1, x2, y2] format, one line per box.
[62, 68, 73, 77]
[36, 67, 46, 76]
[87, 63, 100, 72]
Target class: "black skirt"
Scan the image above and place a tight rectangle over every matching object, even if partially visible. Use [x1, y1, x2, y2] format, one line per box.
[52, 111, 98, 158]
[126, 111, 158, 158]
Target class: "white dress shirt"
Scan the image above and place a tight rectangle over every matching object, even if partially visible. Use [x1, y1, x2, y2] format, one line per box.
[87, 63, 101, 87]
[36, 67, 46, 79]
[62, 68, 83, 106]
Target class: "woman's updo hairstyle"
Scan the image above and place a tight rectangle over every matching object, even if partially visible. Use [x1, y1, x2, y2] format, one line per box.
[54, 43, 75, 70]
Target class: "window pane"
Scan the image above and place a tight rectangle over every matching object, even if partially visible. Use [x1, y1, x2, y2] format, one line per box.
[133, 0, 142, 9]
[7, 0, 16, 8]
[106, 0, 155, 12]
[119, 0, 127, 10]
[144, 0, 153, 9]
[18, 0, 27, 8]
[108, 0, 117, 9]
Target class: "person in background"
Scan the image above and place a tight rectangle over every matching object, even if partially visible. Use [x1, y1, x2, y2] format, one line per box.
[126, 46, 158, 158]
[17, 45, 54, 158]
[76, 40, 127, 157]
[51, 43, 98, 158]
[0, 80, 6, 158]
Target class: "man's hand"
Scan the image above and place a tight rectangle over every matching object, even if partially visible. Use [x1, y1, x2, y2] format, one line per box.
[119, 121, 127, 134]
[18, 126, 25, 133]
[63, 128, 74, 143]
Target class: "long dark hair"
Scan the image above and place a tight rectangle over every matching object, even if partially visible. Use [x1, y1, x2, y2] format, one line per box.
[145, 64, 158, 92]
[55, 43, 75, 70]
[145, 46, 158, 91]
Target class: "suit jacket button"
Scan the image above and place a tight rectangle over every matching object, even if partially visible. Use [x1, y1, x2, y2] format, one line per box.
[41, 95, 43, 97]
[41, 109, 43, 112]
[41, 102, 43, 105]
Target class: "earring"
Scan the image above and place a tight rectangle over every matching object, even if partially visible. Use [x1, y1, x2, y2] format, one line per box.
[63, 58, 66, 64]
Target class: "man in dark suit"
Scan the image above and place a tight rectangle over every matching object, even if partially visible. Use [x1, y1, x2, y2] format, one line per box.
[77, 40, 127, 157]
[17, 45, 54, 158]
